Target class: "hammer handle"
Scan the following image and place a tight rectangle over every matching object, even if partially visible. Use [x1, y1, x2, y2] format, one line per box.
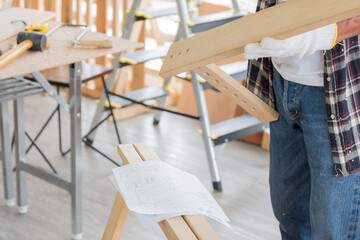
[0, 40, 33, 69]
[77, 40, 113, 48]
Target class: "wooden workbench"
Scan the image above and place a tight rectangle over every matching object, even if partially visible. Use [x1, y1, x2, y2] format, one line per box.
[0, 21, 142, 80]
[0, 15, 142, 239]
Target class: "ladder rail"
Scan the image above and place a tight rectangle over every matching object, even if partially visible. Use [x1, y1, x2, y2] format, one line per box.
[176, 0, 222, 189]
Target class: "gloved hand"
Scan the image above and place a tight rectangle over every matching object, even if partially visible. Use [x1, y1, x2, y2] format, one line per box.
[244, 24, 337, 59]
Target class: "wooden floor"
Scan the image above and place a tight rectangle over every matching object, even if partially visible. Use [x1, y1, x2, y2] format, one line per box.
[0, 92, 280, 239]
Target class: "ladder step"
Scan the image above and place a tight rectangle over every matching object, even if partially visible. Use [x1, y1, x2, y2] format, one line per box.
[135, 2, 186, 20]
[107, 86, 169, 109]
[210, 114, 267, 146]
[176, 61, 248, 90]
[119, 45, 169, 67]
[189, 10, 243, 34]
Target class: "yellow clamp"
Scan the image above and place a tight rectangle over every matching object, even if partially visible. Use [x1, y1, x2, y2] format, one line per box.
[187, 21, 195, 27]
[135, 11, 152, 19]
[95, 99, 122, 109]
[119, 56, 137, 65]
[197, 129, 218, 140]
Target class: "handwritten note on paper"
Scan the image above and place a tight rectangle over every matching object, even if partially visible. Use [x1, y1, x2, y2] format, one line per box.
[112, 161, 231, 228]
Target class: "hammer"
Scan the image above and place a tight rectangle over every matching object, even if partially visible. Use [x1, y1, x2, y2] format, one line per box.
[0, 31, 47, 69]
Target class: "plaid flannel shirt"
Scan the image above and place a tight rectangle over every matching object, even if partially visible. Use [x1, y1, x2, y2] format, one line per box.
[246, 0, 360, 177]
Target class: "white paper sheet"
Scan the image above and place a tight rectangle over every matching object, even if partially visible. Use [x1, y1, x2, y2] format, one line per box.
[112, 161, 231, 228]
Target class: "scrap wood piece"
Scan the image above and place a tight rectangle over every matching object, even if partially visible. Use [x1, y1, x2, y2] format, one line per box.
[102, 143, 220, 239]
[0, 7, 55, 41]
[159, 0, 360, 77]
[194, 64, 278, 123]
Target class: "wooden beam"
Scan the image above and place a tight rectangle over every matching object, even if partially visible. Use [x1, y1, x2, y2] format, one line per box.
[76, 0, 82, 23]
[159, 0, 360, 78]
[86, 0, 92, 25]
[11, 0, 20, 7]
[112, 0, 120, 37]
[194, 64, 278, 123]
[158, 217, 198, 240]
[102, 193, 129, 240]
[25, 0, 40, 9]
[61, 0, 73, 23]
[183, 215, 220, 240]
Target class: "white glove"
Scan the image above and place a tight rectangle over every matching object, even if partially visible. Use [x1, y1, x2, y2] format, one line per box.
[244, 24, 337, 59]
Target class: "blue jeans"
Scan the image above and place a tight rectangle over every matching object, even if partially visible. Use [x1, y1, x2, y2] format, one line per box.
[270, 68, 360, 240]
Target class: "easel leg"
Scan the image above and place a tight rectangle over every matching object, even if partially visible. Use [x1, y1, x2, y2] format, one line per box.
[102, 192, 129, 240]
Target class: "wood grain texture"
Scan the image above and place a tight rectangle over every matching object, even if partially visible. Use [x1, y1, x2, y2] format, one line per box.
[102, 193, 129, 240]
[194, 64, 279, 123]
[0, 21, 143, 80]
[96, 0, 109, 66]
[159, 0, 360, 77]
[61, 0, 73, 23]
[0, 7, 55, 41]
[158, 216, 198, 240]
[183, 215, 220, 240]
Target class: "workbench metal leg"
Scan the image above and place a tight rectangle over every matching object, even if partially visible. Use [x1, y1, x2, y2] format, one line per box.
[0, 102, 15, 206]
[190, 71, 222, 191]
[14, 98, 28, 213]
[87, 54, 120, 143]
[69, 62, 83, 240]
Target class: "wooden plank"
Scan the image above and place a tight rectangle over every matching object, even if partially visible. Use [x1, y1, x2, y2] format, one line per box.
[158, 217, 198, 240]
[102, 193, 129, 240]
[0, 7, 55, 41]
[0, 21, 143, 80]
[159, 0, 360, 78]
[11, 0, 20, 7]
[183, 215, 220, 240]
[44, 0, 56, 11]
[117, 144, 143, 164]
[194, 64, 278, 123]
[61, 0, 73, 23]
[133, 142, 161, 162]
[76, 0, 82, 23]
[86, 0, 92, 25]
[96, 0, 108, 65]
[25, 0, 40, 9]
[112, 0, 120, 37]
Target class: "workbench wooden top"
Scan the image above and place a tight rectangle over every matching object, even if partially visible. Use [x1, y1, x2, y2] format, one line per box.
[0, 22, 143, 80]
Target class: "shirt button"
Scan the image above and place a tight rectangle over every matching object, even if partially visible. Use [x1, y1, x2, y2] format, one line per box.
[330, 114, 336, 119]
[327, 77, 332, 82]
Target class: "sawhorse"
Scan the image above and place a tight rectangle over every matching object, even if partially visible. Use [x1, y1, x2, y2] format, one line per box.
[102, 142, 221, 240]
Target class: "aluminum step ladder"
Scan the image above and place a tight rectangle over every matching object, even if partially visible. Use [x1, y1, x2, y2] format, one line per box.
[175, 0, 267, 191]
[84, 0, 189, 160]
[87, 0, 265, 191]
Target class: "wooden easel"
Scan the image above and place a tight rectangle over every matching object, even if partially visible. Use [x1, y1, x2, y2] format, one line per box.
[102, 143, 220, 240]
[160, 0, 360, 123]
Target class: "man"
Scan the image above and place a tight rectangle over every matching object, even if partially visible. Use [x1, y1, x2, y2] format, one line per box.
[244, 0, 360, 239]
